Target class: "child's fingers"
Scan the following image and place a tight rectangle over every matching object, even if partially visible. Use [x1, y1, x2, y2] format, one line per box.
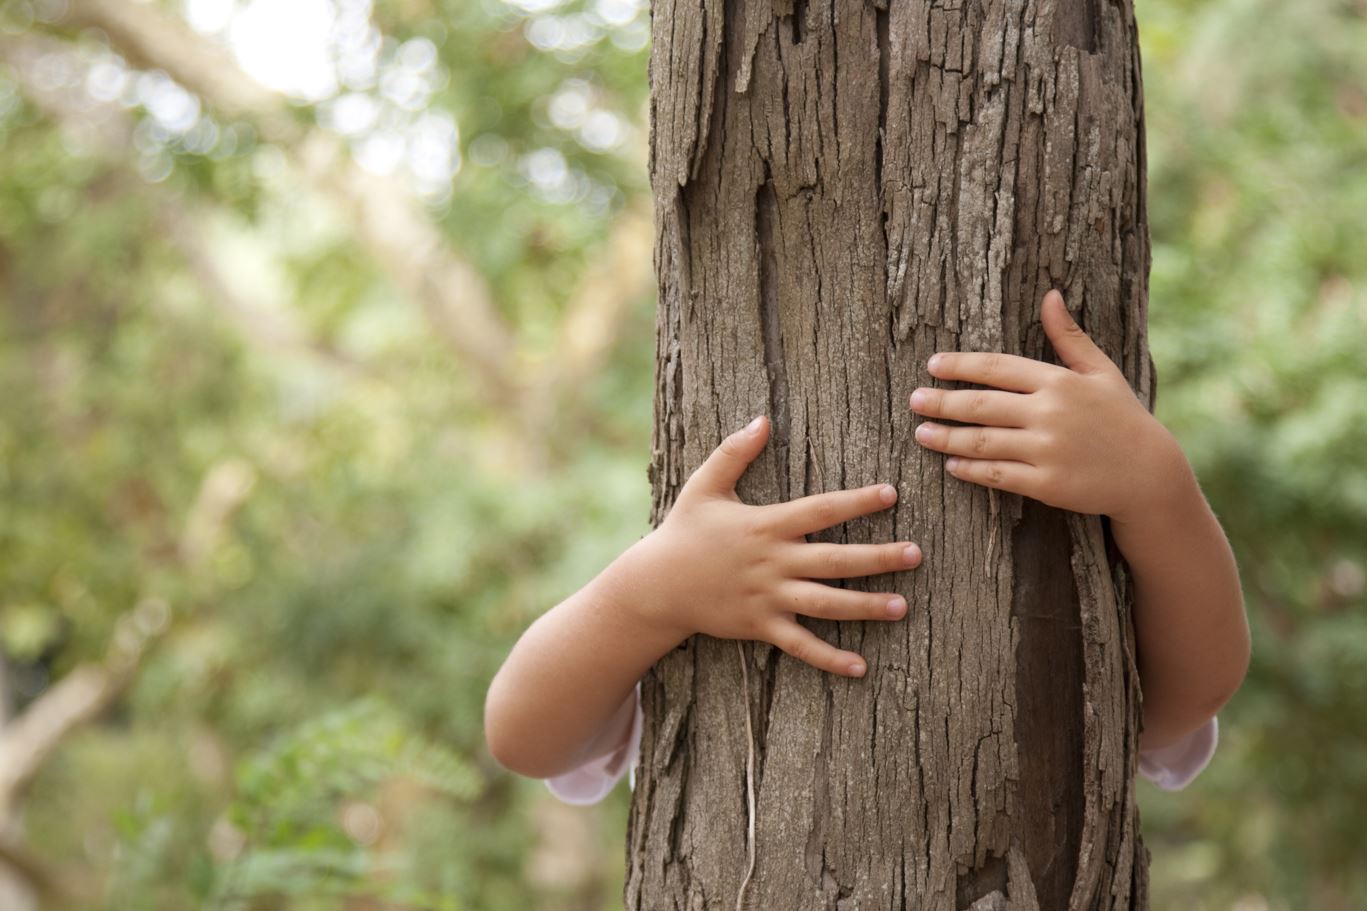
[1040, 289, 1118, 377]
[927, 350, 1063, 393]
[909, 386, 1029, 428]
[761, 483, 898, 538]
[914, 422, 1038, 463]
[684, 415, 769, 495]
[764, 618, 868, 678]
[785, 541, 922, 579]
[779, 581, 908, 622]
[945, 457, 1038, 496]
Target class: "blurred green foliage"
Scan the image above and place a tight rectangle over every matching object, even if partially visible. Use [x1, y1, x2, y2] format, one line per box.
[0, 0, 1362, 908]
[1139, 1, 1367, 907]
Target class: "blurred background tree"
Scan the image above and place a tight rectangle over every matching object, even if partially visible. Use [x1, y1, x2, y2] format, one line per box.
[0, 0, 1361, 909]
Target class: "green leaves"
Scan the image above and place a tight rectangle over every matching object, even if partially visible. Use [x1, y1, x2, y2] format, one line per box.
[1140, 0, 1367, 906]
[202, 700, 478, 906]
[2, 0, 1361, 907]
[231, 699, 481, 817]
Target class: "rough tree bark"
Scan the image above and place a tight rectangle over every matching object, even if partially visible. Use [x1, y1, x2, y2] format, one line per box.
[631, 0, 1157, 908]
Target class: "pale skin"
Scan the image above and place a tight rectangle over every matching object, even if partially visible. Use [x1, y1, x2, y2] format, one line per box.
[483, 289, 1251, 779]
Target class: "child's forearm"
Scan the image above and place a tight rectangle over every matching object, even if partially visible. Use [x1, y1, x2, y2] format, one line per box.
[1110, 437, 1250, 751]
[485, 418, 922, 781]
[484, 534, 683, 779]
[906, 292, 1251, 756]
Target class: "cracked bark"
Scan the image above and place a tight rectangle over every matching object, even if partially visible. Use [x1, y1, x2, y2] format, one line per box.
[633, 0, 1153, 908]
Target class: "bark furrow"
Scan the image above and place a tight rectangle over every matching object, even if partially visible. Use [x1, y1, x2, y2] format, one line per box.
[633, 1, 1154, 908]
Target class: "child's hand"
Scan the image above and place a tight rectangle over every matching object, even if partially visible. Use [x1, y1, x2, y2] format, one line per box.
[635, 415, 922, 678]
[908, 289, 1184, 526]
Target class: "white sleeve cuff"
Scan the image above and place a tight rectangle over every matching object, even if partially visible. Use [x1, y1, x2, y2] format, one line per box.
[1137, 715, 1219, 791]
[544, 681, 644, 805]
[547, 687, 1216, 798]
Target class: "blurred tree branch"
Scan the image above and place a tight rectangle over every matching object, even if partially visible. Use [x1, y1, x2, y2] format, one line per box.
[155, 202, 377, 382]
[1, 31, 376, 383]
[0, 661, 138, 823]
[517, 195, 655, 466]
[59, 0, 524, 408]
[533, 197, 653, 396]
[0, 462, 256, 811]
[0, 838, 75, 904]
[17, 9, 659, 457]
[0, 460, 256, 902]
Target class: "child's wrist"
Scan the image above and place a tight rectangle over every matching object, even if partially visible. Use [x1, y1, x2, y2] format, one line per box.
[597, 531, 694, 650]
[1110, 426, 1199, 531]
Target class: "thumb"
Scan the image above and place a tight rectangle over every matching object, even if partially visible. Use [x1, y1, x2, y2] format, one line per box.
[686, 415, 769, 496]
[1041, 290, 1112, 375]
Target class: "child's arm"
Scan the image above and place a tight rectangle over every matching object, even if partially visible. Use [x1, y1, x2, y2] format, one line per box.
[909, 290, 1250, 753]
[484, 416, 924, 779]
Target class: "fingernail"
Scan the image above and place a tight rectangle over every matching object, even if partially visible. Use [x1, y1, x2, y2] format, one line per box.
[915, 423, 935, 442]
[880, 484, 897, 504]
[928, 354, 942, 372]
[848, 661, 866, 677]
[903, 544, 921, 565]
[909, 389, 927, 409]
[946, 456, 961, 471]
[887, 597, 907, 618]
[745, 415, 764, 434]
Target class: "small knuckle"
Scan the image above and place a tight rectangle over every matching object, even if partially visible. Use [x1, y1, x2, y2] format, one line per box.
[983, 354, 1003, 377]
[801, 593, 827, 618]
[1036, 397, 1064, 422]
[972, 429, 991, 454]
[756, 617, 784, 646]
[812, 497, 839, 526]
[766, 608, 790, 629]
[1034, 372, 1061, 394]
[741, 609, 769, 640]
[738, 511, 771, 539]
[968, 391, 988, 417]
[1038, 467, 1064, 499]
[736, 575, 765, 602]
[802, 547, 827, 574]
[985, 463, 1006, 486]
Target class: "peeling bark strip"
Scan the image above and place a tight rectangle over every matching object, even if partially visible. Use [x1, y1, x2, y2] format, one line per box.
[634, 0, 1154, 907]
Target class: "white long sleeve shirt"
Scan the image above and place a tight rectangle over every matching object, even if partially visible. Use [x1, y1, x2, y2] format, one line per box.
[544, 681, 1219, 805]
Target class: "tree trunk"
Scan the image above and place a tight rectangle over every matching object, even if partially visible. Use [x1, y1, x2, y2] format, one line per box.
[631, 0, 1156, 908]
